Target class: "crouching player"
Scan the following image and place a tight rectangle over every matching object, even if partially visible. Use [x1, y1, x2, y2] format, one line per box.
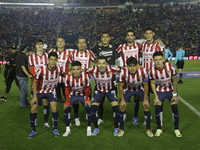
[149, 51, 182, 138]
[28, 52, 60, 138]
[63, 61, 92, 137]
[118, 57, 153, 137]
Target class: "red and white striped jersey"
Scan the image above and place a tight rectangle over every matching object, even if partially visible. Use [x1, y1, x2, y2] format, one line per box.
[29, 53, 48, 73]
[116, 42, 141, 67]
[87, 65, 121, 93]
[49, 49, 71, 73]
[64, 72, 90, 96]
[148, 62, 177, 92]
[69, 49, 96, 70]
[35, 65, 61, 93]
[141, 41, 165, 70]
[118, 67, 148, 91]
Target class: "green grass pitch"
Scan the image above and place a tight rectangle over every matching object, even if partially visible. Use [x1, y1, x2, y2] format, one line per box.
[0, 60, 200, 150]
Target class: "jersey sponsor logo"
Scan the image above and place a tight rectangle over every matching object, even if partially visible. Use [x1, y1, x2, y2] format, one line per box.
[143, 52, 154, 59]
[99, 51, 113, 57]
[43, 79, 58, 86]
[156, 78, 171, 84]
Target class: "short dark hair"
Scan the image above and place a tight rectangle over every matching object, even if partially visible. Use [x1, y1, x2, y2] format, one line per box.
[126, 29, 135, 36]
[153, 51, 163, 58]
[126, 57, 137, 65]
[144, 26, 154, 32]
[35, 39, 44, 45]
[77, 37, 86, 43]
[97, 55, 108, 63]
[71, 61, 82, 67]
[19, 44, 26, 51]
[101, 32, 110, 37]
[48, 52, 58, 59]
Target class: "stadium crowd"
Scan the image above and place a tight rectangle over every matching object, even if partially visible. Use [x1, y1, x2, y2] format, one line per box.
[0, 4, 200, 58]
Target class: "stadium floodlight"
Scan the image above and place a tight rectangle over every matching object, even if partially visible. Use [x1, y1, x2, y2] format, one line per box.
[0, 2, 54, 6]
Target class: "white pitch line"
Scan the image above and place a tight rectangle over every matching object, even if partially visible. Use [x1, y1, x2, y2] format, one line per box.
[179, 96, 200, 117]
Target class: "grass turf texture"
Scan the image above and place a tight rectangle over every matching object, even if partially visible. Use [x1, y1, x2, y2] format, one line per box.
[0, 60, 200, 150]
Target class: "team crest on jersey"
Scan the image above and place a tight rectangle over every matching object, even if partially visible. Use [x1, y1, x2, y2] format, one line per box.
[139, 75, 142, 78]
[167, 71, 171, 74]
[153, 45, 156, 49]
[160, 74, 164, 78]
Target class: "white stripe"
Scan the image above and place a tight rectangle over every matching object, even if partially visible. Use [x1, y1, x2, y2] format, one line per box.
[179, 96, 200, 117]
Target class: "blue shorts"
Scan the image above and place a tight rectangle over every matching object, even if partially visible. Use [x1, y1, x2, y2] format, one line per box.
[124, 90, 144, 103]
[34, 92, 57, 105]
[157, 91, 173, 102]
[92, 89, 118, 104]
[70, 95, 85, 107]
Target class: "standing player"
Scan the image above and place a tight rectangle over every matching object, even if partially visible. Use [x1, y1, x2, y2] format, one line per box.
[149, 51, 182, 138]
[69, 37, 96, 126]
[116, 29, 141, 126]
[118, 57, 153, 137]
[49, 38, 71, 103]
[92, 32, 118, 125]
[28, 52, 60, 138]
[63, 61, 92, 137]
[141, 26, 165, 125]
[29, 39, 50, 129]
[69, 37, 96, 69]
[174, 45, 185, 84]
[0, 45, 19, 101]
[87, 56, 120, 136]
[164, 44, 173, 62]
[141, 27, 165, 70]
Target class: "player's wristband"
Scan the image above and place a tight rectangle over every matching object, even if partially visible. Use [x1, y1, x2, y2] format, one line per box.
[173, 93, 177, 96]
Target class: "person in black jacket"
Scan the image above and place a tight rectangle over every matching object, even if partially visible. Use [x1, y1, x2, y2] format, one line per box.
[16, 45, 32, 108]
[0, 45, 20, 101]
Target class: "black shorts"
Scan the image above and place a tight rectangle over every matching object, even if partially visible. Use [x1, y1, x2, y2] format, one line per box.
[176, 60, 184, 69]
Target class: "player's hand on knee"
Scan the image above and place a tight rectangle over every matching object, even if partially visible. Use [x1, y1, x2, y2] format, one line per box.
[171, 96, 179, 104]
[30, 97, 38, 106]
[120, 101, 127, 111]
[143, 100, 150, 109]
[154, 97, 161, 105]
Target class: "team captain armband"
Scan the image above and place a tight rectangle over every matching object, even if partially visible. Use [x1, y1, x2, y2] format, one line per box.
[143, 77, 149, 82]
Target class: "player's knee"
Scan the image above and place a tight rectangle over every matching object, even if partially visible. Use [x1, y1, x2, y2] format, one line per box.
[51, 106, 58, 113]
[110, 101, 118, 106]
[143, 104, 150, 111]
[64, 106, 71, 114]
[43, 99, 49, 106]
[30, 105, 38, 113]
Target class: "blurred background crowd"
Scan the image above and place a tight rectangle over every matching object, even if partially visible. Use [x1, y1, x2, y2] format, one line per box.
[0, 1, 200, 59]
